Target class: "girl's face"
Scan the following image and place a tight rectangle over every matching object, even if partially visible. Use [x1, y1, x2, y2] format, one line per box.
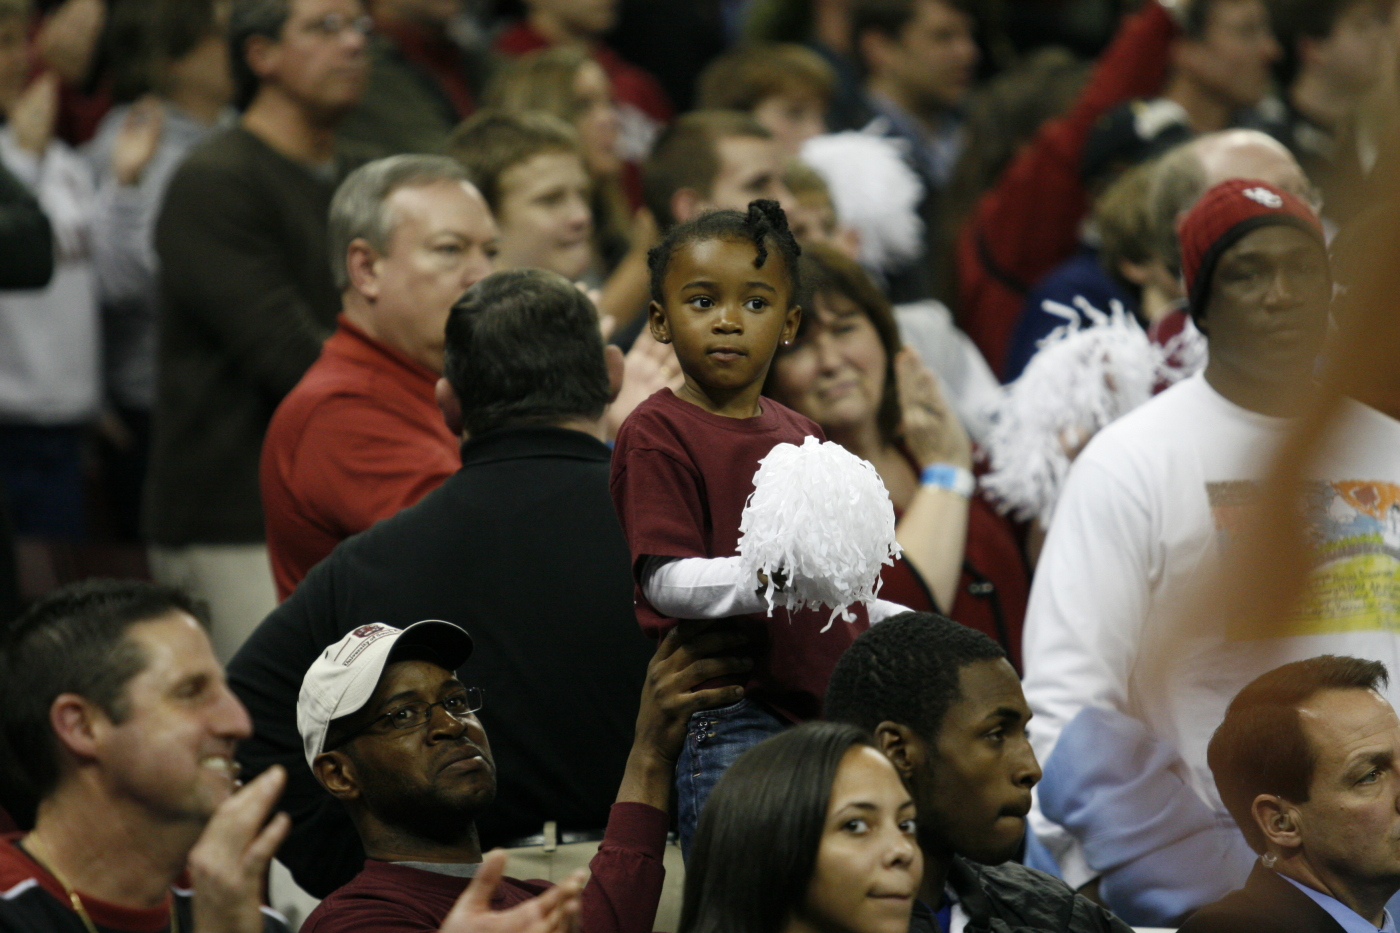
[769, 291, 888, 436]
[572, 60, 621, 177]
[650, 236, 800, 403]
[794, 746, 922, 933]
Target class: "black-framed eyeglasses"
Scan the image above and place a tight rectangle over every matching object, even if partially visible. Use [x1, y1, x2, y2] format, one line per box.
[328, 686, 484, 751]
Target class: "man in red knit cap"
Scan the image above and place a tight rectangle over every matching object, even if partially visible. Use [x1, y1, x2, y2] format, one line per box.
[1021, 178, 1400, 926]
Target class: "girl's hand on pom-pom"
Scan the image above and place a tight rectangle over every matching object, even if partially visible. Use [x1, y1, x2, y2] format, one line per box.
[895, 348, 971, 470]
[756, 569, 789, 593]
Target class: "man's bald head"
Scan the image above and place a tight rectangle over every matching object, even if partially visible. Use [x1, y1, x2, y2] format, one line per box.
[1193, 130, 1311, 200]
[1148, 130, 1316, 273]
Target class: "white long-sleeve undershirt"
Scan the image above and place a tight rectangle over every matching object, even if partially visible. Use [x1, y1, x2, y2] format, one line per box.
[641, 555, 910, 622]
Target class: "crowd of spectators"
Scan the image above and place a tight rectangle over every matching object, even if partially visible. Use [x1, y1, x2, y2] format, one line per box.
[3, 0, 1400, 931]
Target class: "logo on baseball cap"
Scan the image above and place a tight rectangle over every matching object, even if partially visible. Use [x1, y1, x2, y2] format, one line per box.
[297, 619, 474, 769]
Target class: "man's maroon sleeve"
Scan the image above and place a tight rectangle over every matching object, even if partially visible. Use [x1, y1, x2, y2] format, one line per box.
[581, 803, 670, 933]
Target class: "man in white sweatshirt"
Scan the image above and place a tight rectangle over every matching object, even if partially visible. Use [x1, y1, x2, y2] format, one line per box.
[1022, 178, 1400, 926]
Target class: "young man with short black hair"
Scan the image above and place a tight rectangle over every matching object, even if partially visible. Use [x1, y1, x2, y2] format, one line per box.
[1164, 0, 1282, 133]
[1186, 655, 1400, 932]
[848, 0, 979, 302]
[851, 0, 978, 190]
[825, 611, 1132, 933]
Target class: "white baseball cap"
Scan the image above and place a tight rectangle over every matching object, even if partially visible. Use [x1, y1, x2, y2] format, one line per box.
[297, 620, 474, 770]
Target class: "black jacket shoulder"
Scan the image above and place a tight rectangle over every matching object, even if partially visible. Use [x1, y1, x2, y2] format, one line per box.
[952, 858, 1134, 933]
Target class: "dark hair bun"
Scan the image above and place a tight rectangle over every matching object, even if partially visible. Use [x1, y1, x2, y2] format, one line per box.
[744, 199, 799, 269]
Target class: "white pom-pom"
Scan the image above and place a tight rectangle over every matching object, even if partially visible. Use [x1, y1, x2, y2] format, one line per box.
[736, 436, 902, 631]
[981, 298, 1205, 525]
[799, 131, 925, 273]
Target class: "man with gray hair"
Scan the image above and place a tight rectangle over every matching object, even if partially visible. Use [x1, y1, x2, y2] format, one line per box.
[261, 154, 498, 599]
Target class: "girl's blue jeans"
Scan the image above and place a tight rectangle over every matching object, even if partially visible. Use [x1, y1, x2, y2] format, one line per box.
[674, 697, 787, 859]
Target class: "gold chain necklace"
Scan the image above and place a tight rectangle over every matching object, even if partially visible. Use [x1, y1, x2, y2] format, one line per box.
[22, 833, 180, 933]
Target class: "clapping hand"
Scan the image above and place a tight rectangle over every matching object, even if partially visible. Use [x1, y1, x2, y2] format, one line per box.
[440, 851, 585, 933]
[894, 348, 971, 470]
[112, 96, 165, 186]
[604, 327, 683, 439]
[9, 73, 59, 156]
[188, 766, 292, 933]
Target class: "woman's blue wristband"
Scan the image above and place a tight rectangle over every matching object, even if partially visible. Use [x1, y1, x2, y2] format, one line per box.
[920, 463, 975, 498]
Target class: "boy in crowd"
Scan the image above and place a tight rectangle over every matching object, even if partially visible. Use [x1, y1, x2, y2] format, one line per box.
[825, 612, 1132, 933]
[642, 111, 795, 236]
[696, 44, 834, 158]
[447, 111, 595, 282]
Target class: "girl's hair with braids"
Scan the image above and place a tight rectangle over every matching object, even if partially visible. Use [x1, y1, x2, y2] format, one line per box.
[647, 199, 803, 305]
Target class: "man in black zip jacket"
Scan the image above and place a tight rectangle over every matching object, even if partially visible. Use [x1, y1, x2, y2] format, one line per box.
[825, 612, 1132, 933]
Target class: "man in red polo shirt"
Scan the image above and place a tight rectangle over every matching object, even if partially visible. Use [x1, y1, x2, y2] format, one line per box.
[261, 154, 499, 600]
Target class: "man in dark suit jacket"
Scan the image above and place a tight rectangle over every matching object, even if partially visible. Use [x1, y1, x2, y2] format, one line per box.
[227, 269, 655, 898]
[1182, 655, 1400, 933]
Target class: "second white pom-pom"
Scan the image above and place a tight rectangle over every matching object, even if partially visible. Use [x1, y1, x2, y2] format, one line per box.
[736, 435, 902, 631]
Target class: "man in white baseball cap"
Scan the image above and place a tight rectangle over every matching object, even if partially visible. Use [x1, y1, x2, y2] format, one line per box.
[297, 619, 476, 771]
[295, 617, 750, 933]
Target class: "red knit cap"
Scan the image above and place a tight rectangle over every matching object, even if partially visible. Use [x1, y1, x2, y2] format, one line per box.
[1177, 178, 1325, 323]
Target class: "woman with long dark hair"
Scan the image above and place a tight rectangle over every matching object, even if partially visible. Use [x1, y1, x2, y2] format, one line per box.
[680, 722, 921, 933]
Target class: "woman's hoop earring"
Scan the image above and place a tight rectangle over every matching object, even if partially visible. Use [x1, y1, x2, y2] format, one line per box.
[1261, 853, 1278, 869]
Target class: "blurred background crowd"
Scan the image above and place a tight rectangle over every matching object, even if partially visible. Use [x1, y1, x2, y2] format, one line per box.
[5, 0, 1398, 626]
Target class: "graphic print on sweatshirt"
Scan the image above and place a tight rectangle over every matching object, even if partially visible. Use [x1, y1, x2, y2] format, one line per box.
[1208, 479, 1400, 637]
